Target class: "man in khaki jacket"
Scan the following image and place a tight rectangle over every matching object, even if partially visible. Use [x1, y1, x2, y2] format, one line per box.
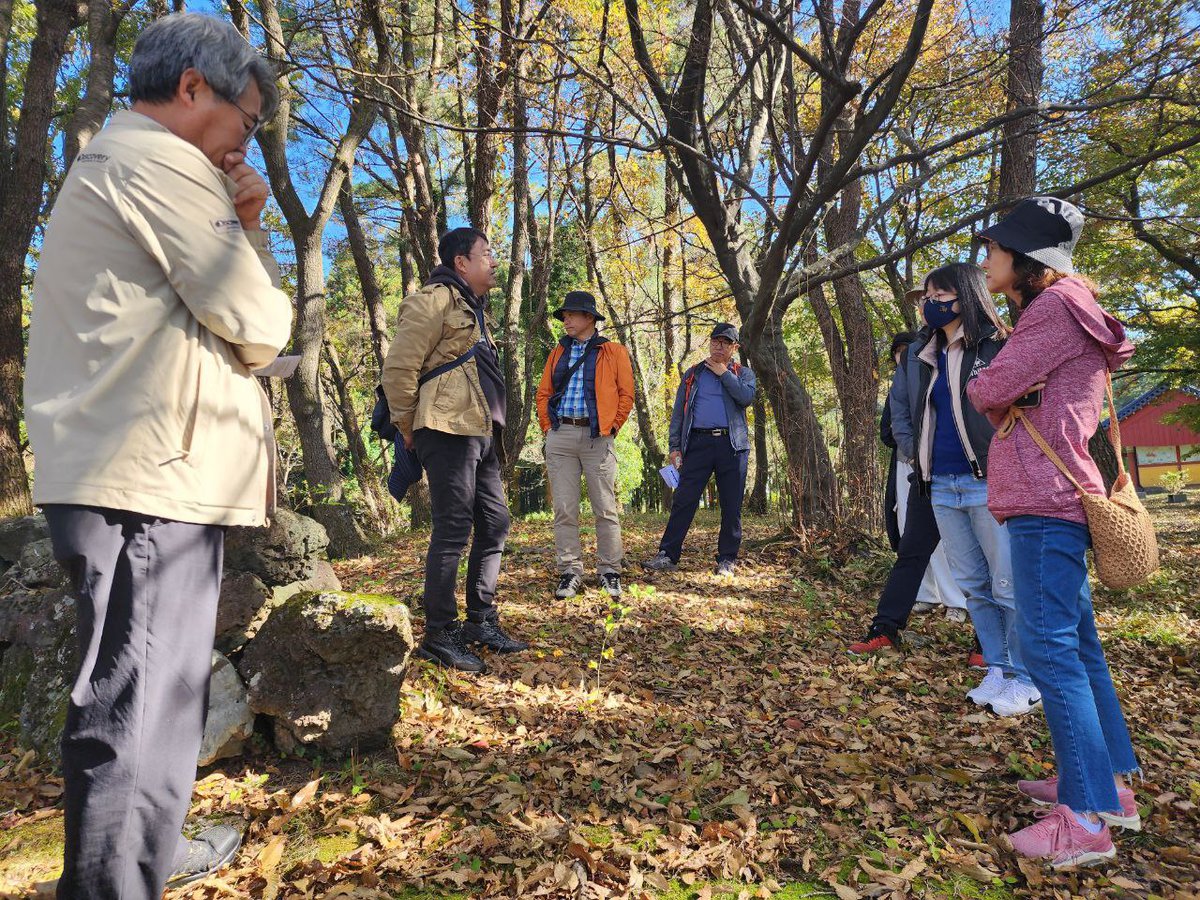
[23, 15, 292, 899]
[383, 227, 529, 673]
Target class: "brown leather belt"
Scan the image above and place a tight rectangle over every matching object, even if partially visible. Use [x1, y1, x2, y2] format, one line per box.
[560, 416, 590, 426]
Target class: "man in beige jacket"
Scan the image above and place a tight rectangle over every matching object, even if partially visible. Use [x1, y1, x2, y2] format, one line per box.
[23, 15, 292, 899]
[383, 227, 529, 673]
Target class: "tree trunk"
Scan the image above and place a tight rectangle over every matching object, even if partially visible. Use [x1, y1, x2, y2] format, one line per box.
[748, 366, 769, 516]
[339, 183, 390, 372]
[62, 0, 125, 168]
[258, 0, 376, 556]
[468, 0, 501, 230]
[998, 0, 1044, 207]
[499, 21, 531, 482]
[815, 181, 881, 524]
[746, 314, 840, 532]
[282, 228, 371, 555]
[0, 0, 80, 518]
[323, 341, 385, 526]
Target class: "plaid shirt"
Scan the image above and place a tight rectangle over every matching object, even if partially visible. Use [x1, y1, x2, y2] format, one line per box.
[556, 339, 590, 419]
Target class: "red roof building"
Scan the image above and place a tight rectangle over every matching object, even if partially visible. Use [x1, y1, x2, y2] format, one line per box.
[1106, 384, 1200, 490]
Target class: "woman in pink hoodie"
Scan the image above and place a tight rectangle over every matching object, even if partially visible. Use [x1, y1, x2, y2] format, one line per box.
[968, 198, 1140, 869]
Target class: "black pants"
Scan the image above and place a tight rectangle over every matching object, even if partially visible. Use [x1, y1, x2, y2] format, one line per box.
[870, 477, 941, 638]
[414, 428, 511, 631]
[44, 504, 224, 900]
[659, 431, 749, 563]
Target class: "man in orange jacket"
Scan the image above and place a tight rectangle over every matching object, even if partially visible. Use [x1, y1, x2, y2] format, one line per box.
[536, 292, 635, 598]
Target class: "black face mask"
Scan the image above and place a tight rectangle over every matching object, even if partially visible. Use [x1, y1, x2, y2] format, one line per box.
[923, 297, 959, 328]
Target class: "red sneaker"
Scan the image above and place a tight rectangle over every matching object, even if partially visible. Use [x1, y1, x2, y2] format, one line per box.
[848, 634, 897, 655]
[968, 649, 986, 670]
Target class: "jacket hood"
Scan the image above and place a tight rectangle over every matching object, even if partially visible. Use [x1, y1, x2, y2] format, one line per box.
[1036, 277, 1134, 371]
[426, 265, 478, 305]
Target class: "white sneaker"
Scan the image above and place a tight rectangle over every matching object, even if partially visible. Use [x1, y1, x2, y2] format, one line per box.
[967, 667, 1007, 705]
[988, 679, 1043, 717]
[945, 608, 967, 623]
[912, 601, 937, 614]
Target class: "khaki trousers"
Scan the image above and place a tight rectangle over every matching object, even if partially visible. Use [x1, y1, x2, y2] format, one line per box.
[545, 424, 623, 575]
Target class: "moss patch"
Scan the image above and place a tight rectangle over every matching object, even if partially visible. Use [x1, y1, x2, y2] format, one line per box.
[312, 833, 363, 864]
[0, 815, 65, 891]
[579, 824, 614, 849]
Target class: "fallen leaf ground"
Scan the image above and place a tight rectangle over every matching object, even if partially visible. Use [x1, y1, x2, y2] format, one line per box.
[2, 499, 1198, 899]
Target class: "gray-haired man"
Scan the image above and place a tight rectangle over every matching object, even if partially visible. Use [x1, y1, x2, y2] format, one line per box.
[24, 14, 292, 898]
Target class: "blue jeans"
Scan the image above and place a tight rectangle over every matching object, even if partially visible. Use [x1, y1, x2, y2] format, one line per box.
[931, 474, 1029, 683]
[1008, 515, 1139, 815]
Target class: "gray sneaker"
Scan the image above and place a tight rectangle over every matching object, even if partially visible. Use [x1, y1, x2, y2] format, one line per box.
[166, 825, 242, 888]
[641, 551, 677, 572]
[555, 573, 584, 598]
[600, 572, 622, 597]
[715, 559, 736, 577]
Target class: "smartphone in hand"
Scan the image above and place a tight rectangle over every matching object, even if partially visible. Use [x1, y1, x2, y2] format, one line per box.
[1015, 388, 1042, 409]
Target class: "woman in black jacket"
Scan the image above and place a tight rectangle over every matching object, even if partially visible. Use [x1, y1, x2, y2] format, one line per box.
[853, 265, 1037, 716]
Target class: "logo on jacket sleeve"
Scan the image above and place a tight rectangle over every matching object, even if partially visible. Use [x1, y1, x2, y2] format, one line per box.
[210, 218, 243, 235]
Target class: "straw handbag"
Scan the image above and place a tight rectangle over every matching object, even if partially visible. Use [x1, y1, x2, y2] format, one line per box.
[1009, 373, 1159, 590]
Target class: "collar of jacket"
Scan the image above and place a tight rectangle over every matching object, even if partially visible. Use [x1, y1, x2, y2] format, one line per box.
[916, 321, 998, 366]
[425, 265, 479, 306]
[558, 333, 609, 351]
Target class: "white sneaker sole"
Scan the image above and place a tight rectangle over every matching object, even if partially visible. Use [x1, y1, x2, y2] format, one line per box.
[1051, 846, 1116, 869]
[987, 697, 1043, 716]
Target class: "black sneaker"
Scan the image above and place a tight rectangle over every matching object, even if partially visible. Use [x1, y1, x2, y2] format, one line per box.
[166, 825, 242, 888]
[715, 560, 736, 577]
[417, 621, 488, 673]
[462, 617, 530, 653]
[600, 572, 622, 597]
[555, 573, 584, 598]
[641, 551, 677, 572]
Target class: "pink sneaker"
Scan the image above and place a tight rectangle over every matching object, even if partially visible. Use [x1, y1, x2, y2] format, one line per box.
[1016, 776, 1141, 831]
[1006, 804, 1116, 869]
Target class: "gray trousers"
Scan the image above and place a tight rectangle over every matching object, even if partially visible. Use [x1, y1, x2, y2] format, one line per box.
[545, 424, 623, 576]
[44, 505, 224, 900]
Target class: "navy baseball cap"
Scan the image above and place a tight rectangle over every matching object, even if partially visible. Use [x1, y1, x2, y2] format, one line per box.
[710, 323, 740, 342]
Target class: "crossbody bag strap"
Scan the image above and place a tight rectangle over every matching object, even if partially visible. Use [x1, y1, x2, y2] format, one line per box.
[418, 343, 480, 386]
[1011, 407, 1088, 494]
[1104, 371, 1127, 478]
[553, 339, 598, 392]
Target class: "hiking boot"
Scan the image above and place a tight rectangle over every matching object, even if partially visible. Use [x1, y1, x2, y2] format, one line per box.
[555, 573, 584, 598]
[966, 667, 1007, 706]
[912, 601, 936, 614]
[1017, 776, 1141, 831]
[641, 551, 677, 572]
[600, 572, 623, 597]
[715, 560, 736, 577]
[166, 825, 242, 888]
[848, 633, 897, 656]
[462, 617, 530, 654]
[417, 621, 488, 673]
[946, 608, 968, 623]
[987, 678, 1042, 717]
[1005, 805, 1116, 869]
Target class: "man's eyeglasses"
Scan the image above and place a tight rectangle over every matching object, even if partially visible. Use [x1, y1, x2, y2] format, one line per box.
[226, 97, 265, 144]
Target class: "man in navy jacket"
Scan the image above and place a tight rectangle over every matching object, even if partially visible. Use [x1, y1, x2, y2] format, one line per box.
[642, 323, 756, 576]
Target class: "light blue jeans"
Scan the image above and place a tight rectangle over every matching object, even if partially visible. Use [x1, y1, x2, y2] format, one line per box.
[1008, 515, 1139, 814]
[931, 474, 1030, 684]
